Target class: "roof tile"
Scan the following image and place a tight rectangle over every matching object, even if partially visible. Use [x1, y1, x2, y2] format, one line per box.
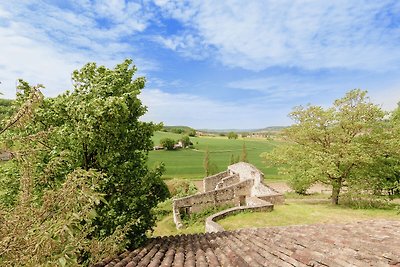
[94, 220, 400, 267]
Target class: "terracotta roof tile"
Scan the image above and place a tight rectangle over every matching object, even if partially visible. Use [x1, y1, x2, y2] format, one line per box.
[94, 220, 400, 267]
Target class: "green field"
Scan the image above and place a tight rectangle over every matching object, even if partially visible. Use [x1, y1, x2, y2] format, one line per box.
[148, 131, 285, 180]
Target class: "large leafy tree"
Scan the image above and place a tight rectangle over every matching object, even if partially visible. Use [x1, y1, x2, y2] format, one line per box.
[265, 89, 385, 204]
[364, 103, 400, 196]
[1, 59, 169, 248]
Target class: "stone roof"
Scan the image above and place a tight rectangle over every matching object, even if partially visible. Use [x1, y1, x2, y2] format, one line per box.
[94, 219, 400, 267]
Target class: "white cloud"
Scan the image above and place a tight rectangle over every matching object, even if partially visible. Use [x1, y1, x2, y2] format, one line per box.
[153, 34, 212, 60]
[139, 88, 292, 128]
[0, 1, 158, 98]
[368, 85, 400, 112]
[155, 0, 400, 71]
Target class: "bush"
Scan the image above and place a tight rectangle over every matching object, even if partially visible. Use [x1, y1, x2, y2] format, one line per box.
[187, 129, 196, 137]
[340, 193, 395, 209]
[182, 205, 233, 226]
[160, 138, 175, 150]
[0, 169, 129, 266]
[288, 174, 315, 195]
[165, 179, 198, 198]
[180, 135, 191, 148]
[227, 132, 238, 139]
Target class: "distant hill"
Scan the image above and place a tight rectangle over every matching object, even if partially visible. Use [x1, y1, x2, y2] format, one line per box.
[253, 126, 288, 133]
[163, 125, 195, 131]
[162, 125, 196, 136]
[197, 126, 287, 134]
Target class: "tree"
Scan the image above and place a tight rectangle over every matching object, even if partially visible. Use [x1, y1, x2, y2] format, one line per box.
[265, 89, 385, 204]
[180, 135, 191, 147]
[204, 147, 210, 176]
[0, 60, 169, 251]
[227, 131, 238, 139]
[241, 142, 248, 162]
[230, 154, 236, 164]
[363, 103, 400, 196]
[187, 129, 196, 137]
[160, 138, 175, 150]
[203, 147, 218, 176]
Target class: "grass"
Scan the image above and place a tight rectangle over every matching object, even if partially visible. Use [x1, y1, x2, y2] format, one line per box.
[151, 214, 206, 236]
[148, 131, 286, 180]
[151, 196, 399, 237]
[218, 201, 400, 231]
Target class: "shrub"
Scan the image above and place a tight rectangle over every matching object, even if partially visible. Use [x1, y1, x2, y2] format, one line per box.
[227, 132, 238, 139]
[160, 138, 175, 150]
[165, 179, 198, 198]
[288, 174, 315, 195]
[339, 193, 395, 209]
[180, 135, 191, 148]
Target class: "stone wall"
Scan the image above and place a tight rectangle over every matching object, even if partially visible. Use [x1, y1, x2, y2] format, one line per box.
[173, 162, 285, 229]
[215, 173, 240, 189]
[203, 171, 229, 192]
[205, 203, 274, 232]
[173, 179, 254, 228]
[258, 194, 285, 205]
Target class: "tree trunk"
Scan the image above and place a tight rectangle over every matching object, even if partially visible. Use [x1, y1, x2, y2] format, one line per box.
[331, 178, 342, 205]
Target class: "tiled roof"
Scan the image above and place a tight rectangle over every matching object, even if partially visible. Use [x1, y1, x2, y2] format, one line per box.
[94, 220, 400, 267]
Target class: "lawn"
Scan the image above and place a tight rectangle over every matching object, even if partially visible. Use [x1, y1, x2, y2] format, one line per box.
[218, 201, 400, 230]
[148, 131, 285, 180]
[151, 197, 400, 237]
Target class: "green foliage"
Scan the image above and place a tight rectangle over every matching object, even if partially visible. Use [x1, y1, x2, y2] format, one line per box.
[0, 160, 20, 208]
[230, 154, 237, 164]
[180, 135, 191, 148]
[165, 179, 198, 198]
[0, 98, 14, 128]
[0, 59, 169, 257]
[203, 147, 210, 176]
[0, 167, 129, 266]
[160, 137, 175, 150]
[187, 129, 196, 137]
[241, 142, 248, 162]
[339, 193, 394, 210]
[152, 198, 173, 221]
[265, 89, 386, 204]
[203, 147, 219, 176]
[227, 131, 238, 139]
[287, 173, 316, 195]
[182, 204, 233, 226]
[163, 126, 196, 136]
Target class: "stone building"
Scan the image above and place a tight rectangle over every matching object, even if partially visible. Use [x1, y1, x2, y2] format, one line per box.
[173, 162, 284, 229]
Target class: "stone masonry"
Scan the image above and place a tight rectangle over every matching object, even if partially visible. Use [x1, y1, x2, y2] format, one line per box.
[173, 162, 284, 229]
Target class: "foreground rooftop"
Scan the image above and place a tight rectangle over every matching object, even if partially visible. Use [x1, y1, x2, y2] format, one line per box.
[94, 219, 400, 267]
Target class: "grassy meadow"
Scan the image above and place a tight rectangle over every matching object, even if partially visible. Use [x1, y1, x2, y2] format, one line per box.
[148, 131, 285, 180]
[151, 195, 400, 237]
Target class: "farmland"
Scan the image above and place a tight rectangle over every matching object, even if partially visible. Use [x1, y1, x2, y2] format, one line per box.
[148, 131, 286, 181]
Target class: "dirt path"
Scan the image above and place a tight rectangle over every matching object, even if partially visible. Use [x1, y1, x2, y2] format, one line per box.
[193, 180, 331, 194]
[267, 182, 331, 194]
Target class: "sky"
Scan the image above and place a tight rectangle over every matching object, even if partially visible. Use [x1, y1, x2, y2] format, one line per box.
[0, 1, 400, 129]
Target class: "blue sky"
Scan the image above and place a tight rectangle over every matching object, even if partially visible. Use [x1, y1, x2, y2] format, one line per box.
[0, 1, 400, 129]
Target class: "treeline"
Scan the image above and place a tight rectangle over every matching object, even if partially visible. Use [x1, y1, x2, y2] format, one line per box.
[162, 125, 196, 136]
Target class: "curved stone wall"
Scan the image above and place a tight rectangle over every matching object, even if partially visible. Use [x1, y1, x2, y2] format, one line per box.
[205, 202, 274, 232]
